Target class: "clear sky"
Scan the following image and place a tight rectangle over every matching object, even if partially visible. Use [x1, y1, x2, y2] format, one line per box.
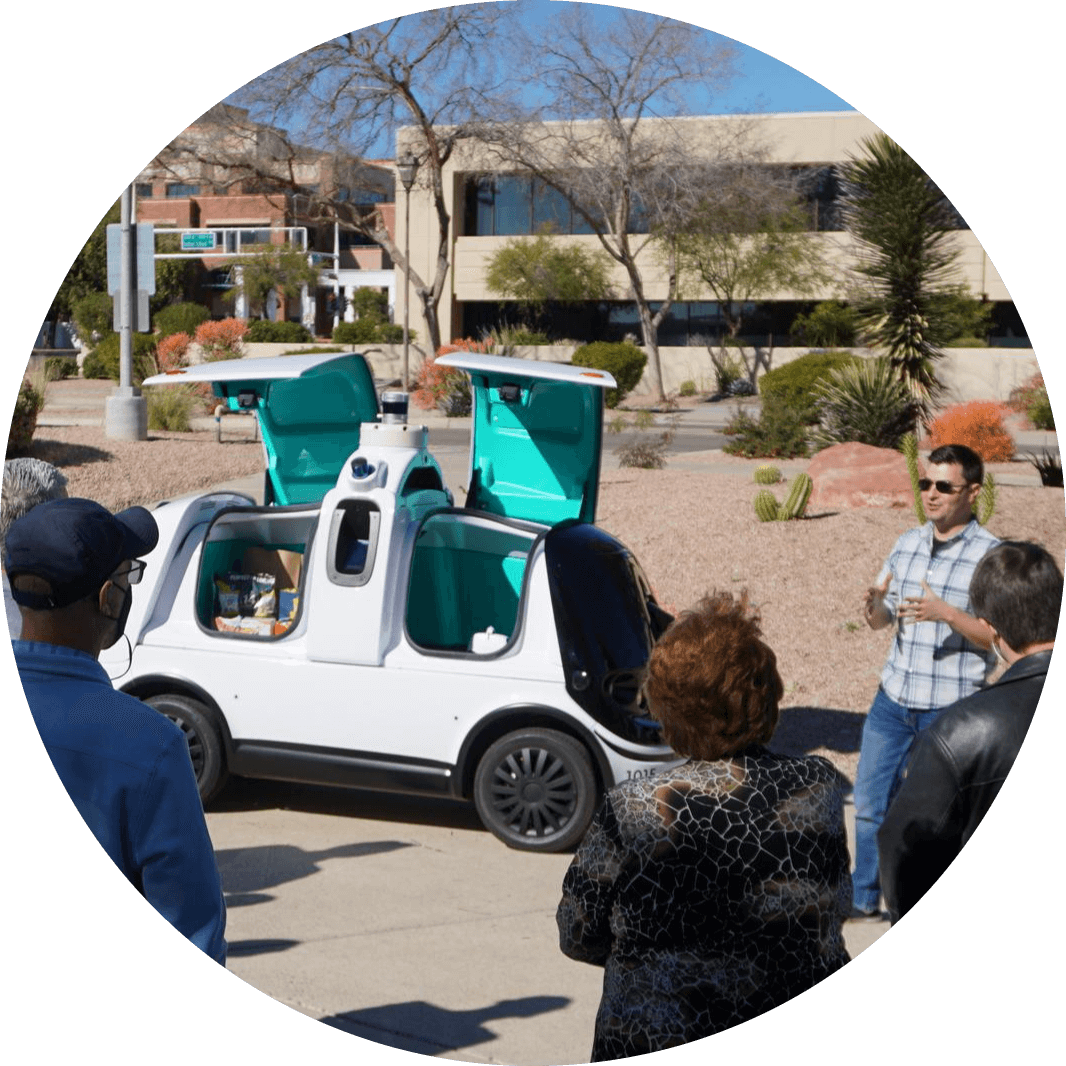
[515, 1, 856, 114]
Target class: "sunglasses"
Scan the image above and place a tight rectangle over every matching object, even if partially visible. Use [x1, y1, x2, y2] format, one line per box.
[917, 479, 972, 494]
[115, 560, 147, 585]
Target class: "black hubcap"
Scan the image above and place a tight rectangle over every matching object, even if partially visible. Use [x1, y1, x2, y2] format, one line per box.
[167, 715, 204, 778]
[489, 746, 576, 838]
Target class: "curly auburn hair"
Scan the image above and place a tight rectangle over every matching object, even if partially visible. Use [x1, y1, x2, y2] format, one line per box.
[644, 590, 783, 761]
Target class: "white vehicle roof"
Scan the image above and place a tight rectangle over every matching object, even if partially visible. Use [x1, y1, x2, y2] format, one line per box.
[436, 352, 616, 389]
[142, 351, 352, 387]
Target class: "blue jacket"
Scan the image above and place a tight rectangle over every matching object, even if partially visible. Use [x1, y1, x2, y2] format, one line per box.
[13, 640, 227, 963]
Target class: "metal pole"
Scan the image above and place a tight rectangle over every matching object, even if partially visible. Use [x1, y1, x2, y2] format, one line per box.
[333, 221, 341, 333]
[104, 184, 147, 440]
[119, 185, 133, 390]
[403, 183, 412, 391]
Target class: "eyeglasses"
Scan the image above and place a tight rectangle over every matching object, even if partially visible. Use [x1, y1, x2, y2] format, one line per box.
[917, 478, 972, 494]
[115, 560, 147, 585]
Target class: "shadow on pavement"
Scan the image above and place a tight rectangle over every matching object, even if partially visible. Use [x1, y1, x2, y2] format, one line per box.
[770, 705, 865, 759]
[217, 840, 412, 896]
[321, 995, 572, 1055]
[227, 938, 301, 958]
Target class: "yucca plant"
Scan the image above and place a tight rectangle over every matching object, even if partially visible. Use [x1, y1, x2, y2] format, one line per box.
[811, 357, 922, 452]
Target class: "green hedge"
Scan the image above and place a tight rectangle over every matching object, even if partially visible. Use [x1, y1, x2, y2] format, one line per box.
[81, 332, 158, 384]
[571, 341, 647, 409]
[758, 350, 859, 421]
[245, 319, 313, 343]
[154, 302, 210, 340]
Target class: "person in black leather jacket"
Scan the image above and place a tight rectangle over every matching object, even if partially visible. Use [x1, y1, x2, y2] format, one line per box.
[878, 541, 1061, 923]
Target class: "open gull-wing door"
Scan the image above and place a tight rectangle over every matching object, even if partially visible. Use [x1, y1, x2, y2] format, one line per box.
[143, 352, 379, 505]
[435, 352, 615, 526]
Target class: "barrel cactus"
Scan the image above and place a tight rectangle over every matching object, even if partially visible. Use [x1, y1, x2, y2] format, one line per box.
[753, 464, 782, 485]
[754, 490, 780, 523]
[780, 472, 813, 520]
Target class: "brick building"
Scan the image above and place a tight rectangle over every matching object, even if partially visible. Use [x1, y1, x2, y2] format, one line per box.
[135, 105, 396, 335]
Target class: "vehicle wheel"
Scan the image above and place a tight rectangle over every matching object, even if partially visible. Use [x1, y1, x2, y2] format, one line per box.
[146, 694, 228, 805]
[473, 728, 597, 852]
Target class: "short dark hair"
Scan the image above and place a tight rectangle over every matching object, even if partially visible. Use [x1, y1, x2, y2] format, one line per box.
[928, 444, 984, 487]
[644, 590, 783, 760]
[970, 541, 1063, 650]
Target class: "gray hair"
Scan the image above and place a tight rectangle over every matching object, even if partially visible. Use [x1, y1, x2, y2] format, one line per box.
[1, 459, 69, 557]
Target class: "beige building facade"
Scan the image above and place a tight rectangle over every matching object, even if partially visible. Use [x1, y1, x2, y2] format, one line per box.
[396, 111, 1020, 349]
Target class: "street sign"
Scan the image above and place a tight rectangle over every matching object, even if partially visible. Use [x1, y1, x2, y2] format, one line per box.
[112, 289, 151, 332]
[181, 232, 217, 251]
[106, 223, 156, 295]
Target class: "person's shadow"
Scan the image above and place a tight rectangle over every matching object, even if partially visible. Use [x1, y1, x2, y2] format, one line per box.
[321, 995, 571, 1055]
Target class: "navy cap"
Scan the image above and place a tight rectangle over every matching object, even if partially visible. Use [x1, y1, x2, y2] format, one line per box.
[4, 497, 158, 610]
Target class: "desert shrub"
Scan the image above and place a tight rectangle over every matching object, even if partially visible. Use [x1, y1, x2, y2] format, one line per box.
[379, 323, 406, 344]
[412, 340, 487, 415]
[86, 332, 159, 384]
[610, 409, 677, 469]
[759, 350, 859, 421]
[1026, 450, 1063, 487]
[723, 395, 810, 458]
[245, 319, 312, 343]
[926, 400, 1015, 463]
[1009, 372, 1055, 431]
[156, 332, 192, 373]
[45, 356, 78, 381]
[154, 302, 210, 340]
[281, 346, 344, 356]
[712, 353, 745, 396]
[7, 379, 45, 455]
[571, 342, 647, 409]
[810, 357, 921, 451]
[194, 318, 247, 362]
[146, 385, 197, 431]
[72, 292, 113, 345]
[945, 336, 988, 348]
[678, 379, 697, 397]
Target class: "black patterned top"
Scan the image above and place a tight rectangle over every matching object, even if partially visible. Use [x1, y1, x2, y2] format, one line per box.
[557, 750, 852, 1060]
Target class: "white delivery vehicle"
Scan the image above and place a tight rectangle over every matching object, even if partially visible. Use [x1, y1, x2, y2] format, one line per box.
[116, 350, 677, 851]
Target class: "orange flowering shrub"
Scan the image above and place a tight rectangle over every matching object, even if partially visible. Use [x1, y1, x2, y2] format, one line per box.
[156, 331, 192, 373]
[194, 318, 248, 362]
[411, 339, 487, 414]
[926, 400, 1015, 462]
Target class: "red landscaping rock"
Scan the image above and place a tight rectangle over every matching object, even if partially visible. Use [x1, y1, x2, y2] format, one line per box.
[806, 442, 914, 511]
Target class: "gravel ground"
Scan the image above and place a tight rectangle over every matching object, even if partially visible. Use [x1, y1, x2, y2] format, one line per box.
[18, 420, 1065, 784]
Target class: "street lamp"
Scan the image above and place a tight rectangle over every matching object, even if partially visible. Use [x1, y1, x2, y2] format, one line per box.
[396, 150, 419, 394]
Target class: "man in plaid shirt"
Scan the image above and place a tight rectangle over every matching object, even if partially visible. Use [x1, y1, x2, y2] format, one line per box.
[852, 443, 999, 920]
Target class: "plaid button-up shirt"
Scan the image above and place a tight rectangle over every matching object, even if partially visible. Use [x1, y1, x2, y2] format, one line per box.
[877, 519, 1000, 710]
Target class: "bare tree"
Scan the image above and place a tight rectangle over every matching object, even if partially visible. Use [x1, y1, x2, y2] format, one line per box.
[149, 7, 514, 355]
[480, 7, 740, 402]
[667, 163, 834, 390]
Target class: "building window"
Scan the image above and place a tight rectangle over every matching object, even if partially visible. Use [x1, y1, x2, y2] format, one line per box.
[166, 183, 201, 198]
[135, 183, 154, 199]
[208, 227, 273, 252]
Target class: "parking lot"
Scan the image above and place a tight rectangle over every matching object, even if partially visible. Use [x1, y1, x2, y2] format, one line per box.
[207, 777, 885, 1064]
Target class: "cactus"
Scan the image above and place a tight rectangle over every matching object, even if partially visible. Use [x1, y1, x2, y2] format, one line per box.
[900, 432, 926, 524]
[753, 464, 782, 485]
[754, 490, 780, 522]
[780, 472, 813, 520]
[975, 472, 997, 525]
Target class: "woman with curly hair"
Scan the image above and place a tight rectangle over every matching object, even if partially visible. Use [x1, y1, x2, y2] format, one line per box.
[557, 591, 852, 1060]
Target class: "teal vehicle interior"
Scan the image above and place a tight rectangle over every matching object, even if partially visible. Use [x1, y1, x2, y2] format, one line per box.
[213, 354, 378, 505]
[405, 513, 539, 653]
[460, 367, 606, 527]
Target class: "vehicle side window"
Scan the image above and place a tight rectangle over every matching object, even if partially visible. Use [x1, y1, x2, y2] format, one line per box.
[326, 500, 381, 587]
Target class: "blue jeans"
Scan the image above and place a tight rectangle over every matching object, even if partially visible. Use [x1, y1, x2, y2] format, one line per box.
[852, 688, 941, 912]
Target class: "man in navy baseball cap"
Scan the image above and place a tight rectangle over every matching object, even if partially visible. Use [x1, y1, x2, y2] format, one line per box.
[8, 497, 227, 963]
[6, 497, 157, 633]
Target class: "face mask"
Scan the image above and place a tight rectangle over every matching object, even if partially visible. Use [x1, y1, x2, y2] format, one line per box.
[100, 581, 133, 650]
